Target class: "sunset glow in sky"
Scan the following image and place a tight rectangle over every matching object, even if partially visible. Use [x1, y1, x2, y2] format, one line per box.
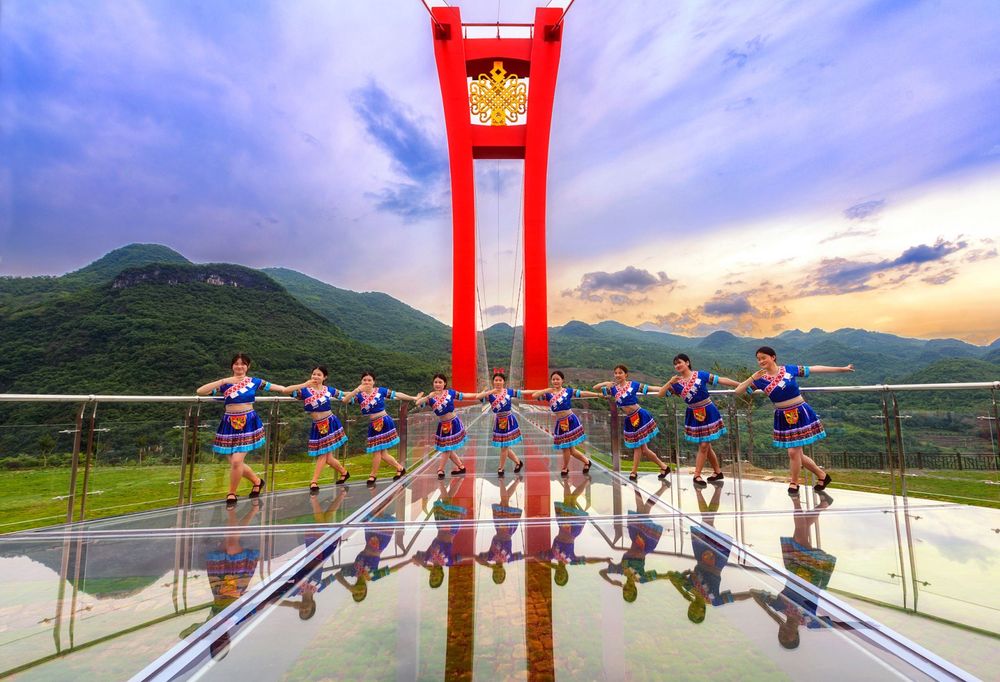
[2, 1, 998, 342]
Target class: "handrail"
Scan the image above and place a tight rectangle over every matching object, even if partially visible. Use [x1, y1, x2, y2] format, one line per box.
[2, 381, 997, 403]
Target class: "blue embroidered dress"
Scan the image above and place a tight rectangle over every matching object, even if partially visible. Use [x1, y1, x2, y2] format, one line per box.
[291, 385, 348, 456]
[212, 376, 270, 455]
[342, 514, 396, 583]
[749, 366, 826, 448]
[688, 526, 735, 606]
[537, 387, 587, 449]
[353, 387, 400, 453]
[414, 501, 467, 568]
[483, 389, 523, 447]
[667, 371, 727, 443]
[602, 381, 659, 448]
[428, 389, 467, 451]
[549, 501, 589, 566]
[607, 511, 663, 583]
[481, 503, 524, 567]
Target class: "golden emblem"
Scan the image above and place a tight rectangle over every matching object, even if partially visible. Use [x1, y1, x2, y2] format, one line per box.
[693, 407, 707, 423]
[558, 417, 571, 432]
[441, 421, 452, 435]
[783, 408, 800, 426]
[373, 417, 384, 433]
[469, 61, 527, 126]
[498, 416, 509, 431]
[229, 414, 247, 431]
[317, 420, 330, 436]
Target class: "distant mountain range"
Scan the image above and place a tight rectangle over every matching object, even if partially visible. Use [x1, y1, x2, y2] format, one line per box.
[1, 243, 997, 396]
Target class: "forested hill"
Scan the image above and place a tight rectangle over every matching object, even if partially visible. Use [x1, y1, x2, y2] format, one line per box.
[0, 247, 440, 396]
[484, 321, 1000, 385]
[262, 267, 450, 366]
[2, 243, 996, 397]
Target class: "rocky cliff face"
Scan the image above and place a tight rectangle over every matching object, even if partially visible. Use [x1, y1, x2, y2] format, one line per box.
[111, 263, 282, 291]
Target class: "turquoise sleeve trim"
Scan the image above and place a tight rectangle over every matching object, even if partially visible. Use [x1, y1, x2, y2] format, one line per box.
[262, 381, 271, 391]
[291, 390, 300, 399]
[710, 374, 719, 387]
[803, 366, 811, 377]
[456, 392, 464, 401]
[601, 387, 609, 396]
[390, 390, 397, 400]
[746, 386, 755, 395]
[639, 383, 649, 395]
[573, 389, 582, 398]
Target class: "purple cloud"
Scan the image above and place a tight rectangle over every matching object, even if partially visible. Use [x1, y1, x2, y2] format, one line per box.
[562, 266, 677, 304]
[843, 199, 885, 221]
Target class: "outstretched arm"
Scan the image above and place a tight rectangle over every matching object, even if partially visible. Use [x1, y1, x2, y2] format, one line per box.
[575, 390, 603, 399]
[599, 568, 623, 587]
[392, 390, 424, 402]
[196, 377, 235, 396]
[808, 364, 855, 374]
[656, 377, 681, 397]
[734, 370, 764, 396]
[716, 376, 741, 389]
[523, 387, 553, 398]
[592, 381, 613, 389]
[263, 380, 287, 392]
[341, 385, 363, 403]
[282, 381, 310, 394]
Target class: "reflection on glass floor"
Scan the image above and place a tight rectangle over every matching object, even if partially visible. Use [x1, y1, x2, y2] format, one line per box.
[1, 414, 994, 681]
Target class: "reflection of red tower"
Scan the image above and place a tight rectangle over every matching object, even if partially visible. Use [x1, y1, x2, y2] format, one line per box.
[431, 6, 565, 392]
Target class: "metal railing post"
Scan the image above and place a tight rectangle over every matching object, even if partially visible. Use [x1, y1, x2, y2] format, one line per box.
[991, 388, 1000, 473]
[399, 402, 410, 469]
[177, 406, 193, 507]
[186, 403, 202, 505]
[64, 402, 88, 524]
[77, 401, 100, 521]
[609, 401, 621, 471]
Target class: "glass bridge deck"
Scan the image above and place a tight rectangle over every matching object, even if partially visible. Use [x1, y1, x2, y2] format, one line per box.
[1, 411, 996, 681]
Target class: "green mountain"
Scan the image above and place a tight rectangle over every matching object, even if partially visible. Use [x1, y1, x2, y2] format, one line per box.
[262, 267, 450, 365]
[0, 254, 438, 399]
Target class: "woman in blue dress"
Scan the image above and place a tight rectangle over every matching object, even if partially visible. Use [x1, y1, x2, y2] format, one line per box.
[657, 354, 741, 486]
[471, 371, 524, 476]
[475, 476, 524, 585]
[594, 365, 671, 481]
[526, 370, 603, 476]
[197, 353, 286, 506]
[413, 373, 468, 479]
[341, 371, 423, 486]
[734, 346, 853, 494]
[283, 365, 350, 491]
[599, 484, 672, 602]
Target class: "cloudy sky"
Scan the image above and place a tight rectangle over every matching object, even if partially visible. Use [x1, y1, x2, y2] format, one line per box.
[2, 0, 999, 343]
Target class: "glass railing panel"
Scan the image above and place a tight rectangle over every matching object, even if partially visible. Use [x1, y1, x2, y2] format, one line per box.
[0, 403, 84, 532]
[895, 504, 1000, 636]
[74, 403, 189, 521]
[894, 389, 999, 508]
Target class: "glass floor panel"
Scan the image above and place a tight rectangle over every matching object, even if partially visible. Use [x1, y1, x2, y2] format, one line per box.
[1, 414, 992, 680]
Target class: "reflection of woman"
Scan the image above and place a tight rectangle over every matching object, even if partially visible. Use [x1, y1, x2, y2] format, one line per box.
[413, 374, 467, 479]
[284, 365, 350, 491]
[668, 483, 750, 622]
[600, 486, 671, 602]
[526, 370, 602, 475]
[537, 479, 607, 586]
[341, 371, 423, 485]
[751, 490, 838, 649]
[334, 514, 407, 602]
[476, 477, 524, 585]
[657, 354, 740, 486]
[734, 347, 853, 495]
[413, 498, 469, 588]
[279, 487, 349, 619]
[179, 499, 261, 645]
[470, 371, 524, 476]
[197, 353, 286, 506]
[593, 365, 670, 481]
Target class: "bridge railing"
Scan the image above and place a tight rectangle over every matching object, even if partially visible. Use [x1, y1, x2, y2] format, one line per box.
[518, 381, 1000, 506]
[1, 381, 997, 531]
[0, 395, 478, 532]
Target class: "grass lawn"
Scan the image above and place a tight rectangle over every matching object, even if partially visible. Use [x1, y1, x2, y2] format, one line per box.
[0, 448, 429, 533]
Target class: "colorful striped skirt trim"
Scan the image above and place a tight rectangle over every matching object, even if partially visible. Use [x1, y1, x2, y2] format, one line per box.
[552, 413, 587, 449]
[308, 414, 348, 456]
[213, 411, 266, 455]
[435, 416, 467, 451]
[366, 414, 400, 453]
[772, 402, 826, 448]
[622, 408, 659, 449]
